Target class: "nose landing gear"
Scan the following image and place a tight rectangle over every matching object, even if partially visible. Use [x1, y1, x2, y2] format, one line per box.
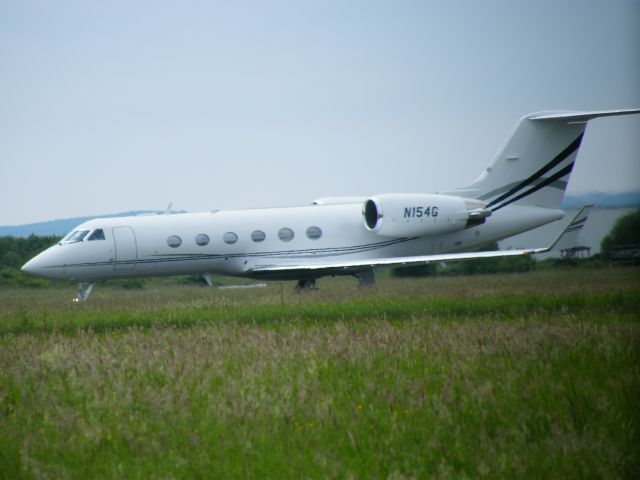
[73, 282, 94, 302]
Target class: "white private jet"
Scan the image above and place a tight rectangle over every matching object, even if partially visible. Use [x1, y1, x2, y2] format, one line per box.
[22, 109, 639, 301]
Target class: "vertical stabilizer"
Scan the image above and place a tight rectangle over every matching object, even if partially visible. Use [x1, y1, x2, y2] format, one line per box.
[446, 109, 640, 211]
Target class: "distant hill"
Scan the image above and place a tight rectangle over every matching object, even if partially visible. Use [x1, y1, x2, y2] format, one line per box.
[562, 191, 640, 209]
[0, 211, 185, 237]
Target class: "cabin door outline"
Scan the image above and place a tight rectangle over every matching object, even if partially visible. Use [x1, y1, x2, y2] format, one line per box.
[112, 226, 138, 270]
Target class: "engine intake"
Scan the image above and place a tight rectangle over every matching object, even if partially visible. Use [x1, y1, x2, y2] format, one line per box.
[364, 199, 380, 230]
[362, 193, 490, 237]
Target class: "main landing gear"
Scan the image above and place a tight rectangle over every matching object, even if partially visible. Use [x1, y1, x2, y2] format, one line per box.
[295, 279, 317, 292]
[294, 269, 376, 292]
[356, 270, 375, 287]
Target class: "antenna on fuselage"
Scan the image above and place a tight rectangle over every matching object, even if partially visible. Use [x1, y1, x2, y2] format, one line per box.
[164, 202, 172, 215]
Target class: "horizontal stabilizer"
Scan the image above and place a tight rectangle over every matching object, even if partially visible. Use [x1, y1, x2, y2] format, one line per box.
[528, 108, 640, 122]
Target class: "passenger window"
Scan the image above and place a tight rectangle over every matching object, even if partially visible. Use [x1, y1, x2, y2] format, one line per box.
[223, 232, 238, 244]
[278, 227, 294, 242]
[195, 234, 210, 246]
[306, 226, 322, 240]
[251, 230, 266, 242]
[167, 235, 182, 248]
[87, 229, 105, 241]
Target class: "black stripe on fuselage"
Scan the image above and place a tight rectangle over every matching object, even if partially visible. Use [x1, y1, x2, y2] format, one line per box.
[486, 134, 584, 209]
[45, 236, 419, 270]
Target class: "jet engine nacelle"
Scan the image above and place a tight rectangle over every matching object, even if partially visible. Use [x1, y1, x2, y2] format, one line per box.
[362, 193, 491, 237]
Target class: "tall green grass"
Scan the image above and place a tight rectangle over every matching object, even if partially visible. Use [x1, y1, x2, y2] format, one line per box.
[0, 290, 638, 336]
[0, 268, 639, 478]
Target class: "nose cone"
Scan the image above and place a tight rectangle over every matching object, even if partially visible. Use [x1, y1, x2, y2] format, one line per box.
[21, 249, 65, 280]
[22, 255, 46, 277]
[21, 258, 35, 274]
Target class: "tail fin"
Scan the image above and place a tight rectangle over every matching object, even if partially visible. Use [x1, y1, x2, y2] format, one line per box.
[447, 109, 640, 211]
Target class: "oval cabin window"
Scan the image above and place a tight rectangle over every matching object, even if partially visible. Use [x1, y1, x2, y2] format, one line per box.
[195, 234, 210, 246]
[306, 226, 322, 240]
[251, 230, 266, 242]
[278, 227, 294, 242]
[223, 232, 238, 244]
[167, 235, 182, 248]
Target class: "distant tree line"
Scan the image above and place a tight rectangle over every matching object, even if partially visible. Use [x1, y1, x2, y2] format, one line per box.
[0, 235, 61, 286]
[600, 208, 640, 264]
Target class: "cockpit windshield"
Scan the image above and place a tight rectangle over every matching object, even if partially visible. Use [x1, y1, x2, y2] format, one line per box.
[87, 229, 105, 241]
[61, 228, 106, 244]
[61, 230, 91, 244]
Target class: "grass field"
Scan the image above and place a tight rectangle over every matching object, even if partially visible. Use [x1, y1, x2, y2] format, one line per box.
[1, 268, 639, 478]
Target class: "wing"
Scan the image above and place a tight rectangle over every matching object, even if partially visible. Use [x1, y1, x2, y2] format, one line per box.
[548, 204, 592, 252]
[249, 207, 592, 277]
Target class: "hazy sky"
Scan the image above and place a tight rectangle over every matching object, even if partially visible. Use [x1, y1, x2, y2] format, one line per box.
[1, 0, 639, 225]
